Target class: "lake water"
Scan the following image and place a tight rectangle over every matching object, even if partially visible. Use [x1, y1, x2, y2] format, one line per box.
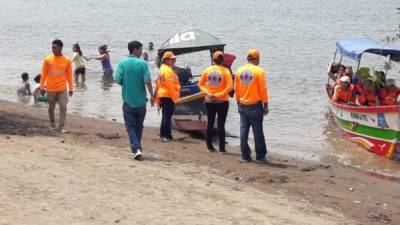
[1, 0, 399, 177]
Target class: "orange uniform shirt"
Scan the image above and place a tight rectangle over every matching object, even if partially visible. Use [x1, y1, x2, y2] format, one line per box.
[40, 54, 73, 92]
[156, 64, 180, 103]
[198, 65, 233, 102]
[234, 64, 269, 105]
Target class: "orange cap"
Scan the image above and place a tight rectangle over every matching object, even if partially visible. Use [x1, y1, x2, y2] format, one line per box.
[212, 51, 224, 60]
[247, 49, 260, 59]
[162, 51, 176, 60]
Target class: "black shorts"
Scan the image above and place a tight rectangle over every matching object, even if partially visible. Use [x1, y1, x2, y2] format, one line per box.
[74, 67, 86, 75]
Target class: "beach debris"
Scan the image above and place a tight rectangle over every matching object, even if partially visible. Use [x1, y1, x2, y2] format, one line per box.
[353, 200, 362, 204]
[348, 187, 354, 191]
[301, 164, 331, 172]
[114, 219, 120, 223]
[300, 166, 316, 172]
[367, 212, 391, 224]
[266, 175, 288, 184]
[60, 140, 65, 143]
[96, 133, 121, 140]
[5, 136, 10, 139]
[112, 118, 117, 122]
[235, 177, 242, 181]
[319, 164, 331, 169]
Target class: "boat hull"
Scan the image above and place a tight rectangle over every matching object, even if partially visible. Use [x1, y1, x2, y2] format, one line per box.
[173, 82, 207, 132]
[325, 85, 400, 158]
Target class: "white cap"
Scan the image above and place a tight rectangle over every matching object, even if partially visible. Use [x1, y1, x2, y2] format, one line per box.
[339, 76, 350, 83]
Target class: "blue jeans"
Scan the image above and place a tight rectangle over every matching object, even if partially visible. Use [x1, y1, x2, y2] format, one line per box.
[123, 103, 146, 153]
[238, 103, 267, 160]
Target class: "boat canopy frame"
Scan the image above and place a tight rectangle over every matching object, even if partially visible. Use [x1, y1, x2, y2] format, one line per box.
[330, 37, 400, 81]
[156, 29, 225, 67]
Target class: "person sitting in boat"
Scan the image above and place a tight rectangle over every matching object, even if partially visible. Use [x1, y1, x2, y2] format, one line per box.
[343, 66, 353, 79]
[355, 79, 380, 106]
[379, 79, 400, 106]
[327, 61, 347, 83]
[332, 76, 355, 105]
[172, 64, 192, 84]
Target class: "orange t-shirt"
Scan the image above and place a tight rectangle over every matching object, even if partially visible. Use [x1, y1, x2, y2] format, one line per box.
[234, 64, 268, 105]
[156, 64, 180, 103]
[380, 87, 399, 106]
[198, 65, 233, 102]
[40, 54, 73, 92]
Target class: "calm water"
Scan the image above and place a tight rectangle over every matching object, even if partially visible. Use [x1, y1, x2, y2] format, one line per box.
[1, 0, 399, 177]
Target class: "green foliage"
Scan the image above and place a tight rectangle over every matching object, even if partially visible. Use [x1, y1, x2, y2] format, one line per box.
[357, 67, 385, 88]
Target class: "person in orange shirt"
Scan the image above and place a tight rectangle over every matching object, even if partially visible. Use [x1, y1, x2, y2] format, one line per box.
[380, 79, 400, 106]
[40, 39, 73, 132]
[332, 76, 355, 104]
[234, 49, 269, 163]
[155, 51, 180, 141]
[198, 51, 233, 153]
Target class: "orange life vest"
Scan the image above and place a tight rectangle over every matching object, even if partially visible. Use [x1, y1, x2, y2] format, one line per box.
[380, 87, 399, 106]
[334, 84, 354, 103]
[357, 87, 377, 106]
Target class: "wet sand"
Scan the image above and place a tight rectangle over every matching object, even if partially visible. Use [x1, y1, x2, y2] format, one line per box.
[0, 100, 399, 225]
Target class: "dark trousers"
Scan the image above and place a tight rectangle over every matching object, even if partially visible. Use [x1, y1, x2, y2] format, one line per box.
[205, 102, 229, 151]
[160, 97, 175, 139]
[123, 103, 146, 153]
[238, 103, 267, 160]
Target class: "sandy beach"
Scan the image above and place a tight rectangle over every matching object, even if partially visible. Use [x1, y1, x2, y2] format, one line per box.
[0, 100, 399, 225]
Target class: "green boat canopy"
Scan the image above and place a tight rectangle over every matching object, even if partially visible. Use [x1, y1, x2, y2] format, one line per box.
[157, 29, 225, 66]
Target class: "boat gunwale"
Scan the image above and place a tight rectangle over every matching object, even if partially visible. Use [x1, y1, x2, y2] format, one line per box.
[324, 84, 400, 113]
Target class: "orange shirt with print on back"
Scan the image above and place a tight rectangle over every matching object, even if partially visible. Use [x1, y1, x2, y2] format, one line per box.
[234, 64, 269, 105]
[198, 65, 233, 102]
[157, 64, 180, 103]
[40, 54, 73, 92]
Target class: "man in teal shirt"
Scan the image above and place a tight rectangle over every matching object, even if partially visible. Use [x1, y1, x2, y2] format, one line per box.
[115, 40, 154, 160]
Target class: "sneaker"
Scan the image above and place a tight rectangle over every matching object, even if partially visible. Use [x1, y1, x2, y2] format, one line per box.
[239, 158, 252, 163]
[58, 126, 68, 133]
[132, 149, 143, 160]
[162, 137, 173, 142]
[219, 149, 228, 154]
[207, 146, 216, 152]
[255, 157, 268, 164]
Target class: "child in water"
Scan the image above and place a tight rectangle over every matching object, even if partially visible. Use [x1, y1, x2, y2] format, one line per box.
[72, 43, 87, 84]
[88, 45, 113, 80]
[32, 74, 47, 104]
[17, 72, 31, 96]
